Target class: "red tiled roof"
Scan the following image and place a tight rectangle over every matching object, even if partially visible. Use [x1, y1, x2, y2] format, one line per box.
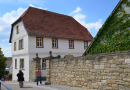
[9, 7, 93, 43]
[7, 57, 12, 61]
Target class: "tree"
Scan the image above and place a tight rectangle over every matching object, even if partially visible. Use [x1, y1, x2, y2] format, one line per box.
[0, 48, 7, 75]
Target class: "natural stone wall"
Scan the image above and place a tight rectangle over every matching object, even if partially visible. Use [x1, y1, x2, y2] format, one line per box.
[29, 60, 36, 82]
[47, 51, 130, 90]
[29, 54, 41, 81]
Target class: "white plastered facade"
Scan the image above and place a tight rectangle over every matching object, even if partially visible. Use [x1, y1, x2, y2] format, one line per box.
[11, 21, 91, 81]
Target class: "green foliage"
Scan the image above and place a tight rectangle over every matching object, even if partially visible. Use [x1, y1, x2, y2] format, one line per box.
[0, 48, 7, 74]
[7, 73, 12, 79]
[86, 0, 130, 55]
[55, 55, 61, 59]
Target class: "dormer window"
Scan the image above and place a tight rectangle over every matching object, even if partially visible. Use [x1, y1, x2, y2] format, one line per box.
[16, 25, 19, 34]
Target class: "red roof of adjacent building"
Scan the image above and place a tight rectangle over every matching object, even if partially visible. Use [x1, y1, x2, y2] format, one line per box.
[9, 7, 93, 43]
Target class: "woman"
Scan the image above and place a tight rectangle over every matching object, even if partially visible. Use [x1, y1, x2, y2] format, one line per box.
[17, 70, 24, 88]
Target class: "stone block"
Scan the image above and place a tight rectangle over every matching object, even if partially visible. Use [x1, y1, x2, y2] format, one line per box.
[123, 78, 130, 82]
[125, 59, 130, 63]
[101, 80, 106, 84]
[109, 60, 116, 63]
[124, 69, 130, 73]
[94, 65, 100, 69]
[101, 73, 107, 76]
[107, 79, 115, 84]
[106, 87, 112, 90]
[92, 83, 99, 89]
[113, 73, 119, 76]
[100, 65, 104, 69]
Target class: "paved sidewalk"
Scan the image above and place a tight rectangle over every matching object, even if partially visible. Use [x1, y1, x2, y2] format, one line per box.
[1, 81, 81, 90]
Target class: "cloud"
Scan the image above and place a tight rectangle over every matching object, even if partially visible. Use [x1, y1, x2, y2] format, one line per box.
[0, 7, 26, 35]
[70, 7, 102, 31]
[73, 13, 86, 26]
[70, 7, 81, 15]
[29, 4, 47, 10]
[3, 39, 9, 42]
[0, 43, 11, 57]
[86, 19, 102, 31]
[0, 7, 26, 57]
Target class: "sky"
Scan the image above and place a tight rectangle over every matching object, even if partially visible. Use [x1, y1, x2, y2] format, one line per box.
[0, 0, 119, 57]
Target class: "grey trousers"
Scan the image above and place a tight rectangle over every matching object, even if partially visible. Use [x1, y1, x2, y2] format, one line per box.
[19, 81, 23, 88]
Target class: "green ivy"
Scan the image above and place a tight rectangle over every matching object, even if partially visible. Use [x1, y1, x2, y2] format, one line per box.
[86, 0, 130, 55]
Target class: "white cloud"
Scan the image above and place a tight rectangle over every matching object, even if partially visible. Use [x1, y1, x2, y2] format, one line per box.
[86, 19, 102, 31]
[0, 7, 26, 57]
[0, 43, 11, 57]
[29, 4, 47, 10]
[0, 8, 26, 25]
[70, 7, 102, 31]
[0, 7, 26, 34]
[29, 4, 35, 7]
[70, 7, 81, 15]
[3, 39, 9, 42]
[73, 13, 86, 26]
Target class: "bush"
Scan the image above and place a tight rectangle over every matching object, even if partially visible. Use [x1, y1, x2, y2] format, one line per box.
[55, 55, 61, 59]
[7, 73, 12, 79]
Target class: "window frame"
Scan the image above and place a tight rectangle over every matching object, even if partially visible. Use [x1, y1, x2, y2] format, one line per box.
[42, 59, 46, 70]
[19, 39, 23, 50]
[69, 40, 74, 49]
[52, 38, 58, 49]
[36, 37, 44, 48]
[84, 41, 88, 49]
[14, 42, 16, 51]
[16, 25, 19, 34]
[20, 58, 24, 70]
[15, 59, 17, 69]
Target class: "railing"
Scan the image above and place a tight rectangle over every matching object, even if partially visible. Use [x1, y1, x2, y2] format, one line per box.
[0, 80, 12, 90]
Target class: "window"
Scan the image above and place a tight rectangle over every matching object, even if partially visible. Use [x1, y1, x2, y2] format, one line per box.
[20, 59, 24, 69]
[36, 37, 43, 48]
[19, 39, 23, 50]
[52, 38, 58, 48]
[69, 40, 74, 49]
[15, 59, 17, 69]
[16, 25, 19, 34]
[42, 59, 46, 69]
[14, 42, 16, 51]
[84, 41, 88, 49]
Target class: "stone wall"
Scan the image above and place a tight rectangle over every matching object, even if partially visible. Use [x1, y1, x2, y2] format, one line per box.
[29, 54, 41, 81]
[47, 51, 130, 90]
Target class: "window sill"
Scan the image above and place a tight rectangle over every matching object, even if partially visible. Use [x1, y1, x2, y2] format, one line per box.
[52, 47, 59, 49]
[36, 47, 44, 48]
[69, 48, 75, 49]
[18, 48, 23, 50]
[19, 68, 25, 70]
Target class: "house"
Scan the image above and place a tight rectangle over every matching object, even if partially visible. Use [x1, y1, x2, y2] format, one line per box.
[5, 57, 12, 74]
[86, 0, 130, 55]
[9, 6, 93, 81]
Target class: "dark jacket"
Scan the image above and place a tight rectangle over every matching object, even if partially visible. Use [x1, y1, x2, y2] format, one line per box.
[17, 71, 24, 81]
[0, 74, 2, 80]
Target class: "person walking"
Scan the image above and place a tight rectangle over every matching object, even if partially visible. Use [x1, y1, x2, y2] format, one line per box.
[17, 70, 24, 88]
[35, 67, 42, 85]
